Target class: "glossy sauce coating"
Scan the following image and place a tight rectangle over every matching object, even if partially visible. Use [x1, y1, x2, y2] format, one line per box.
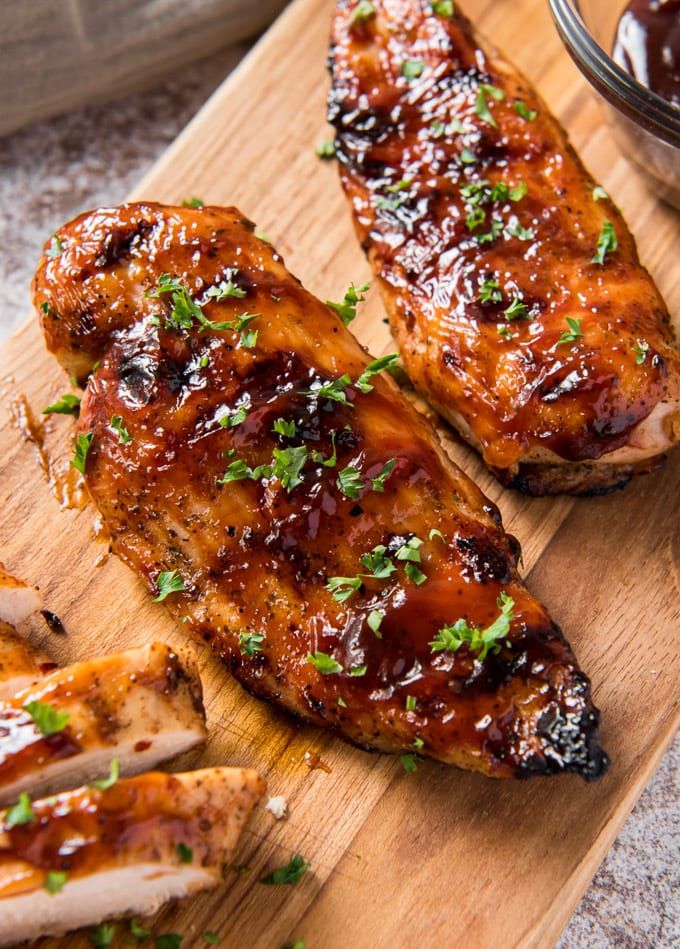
[328, 0, 680, 494]
[614, 0, 680, 108]
[33, 203, 608, 778]
[0, 767, 264, 895]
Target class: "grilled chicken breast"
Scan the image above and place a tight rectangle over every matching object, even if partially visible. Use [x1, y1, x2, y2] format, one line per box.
[33, 202, 608, 779]
[0, 766, 265, 946]
[0, 641, 207, 805]
[0, 620, 56, 701]
[328, 0, 680, 495]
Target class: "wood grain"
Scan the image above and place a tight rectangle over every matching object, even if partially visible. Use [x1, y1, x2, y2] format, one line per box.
[1, 0, 678, 946]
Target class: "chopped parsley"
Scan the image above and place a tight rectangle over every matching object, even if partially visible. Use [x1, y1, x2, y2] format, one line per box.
[460, 147, 477, 164]
[405, 695, 417, 711]
[506, 220, 535, 241]
[428, 528, 446, 543]
[514, 100, 537, 121]
[326, 280, 370, 326]
[431, 0, 454, 15]
[349, 0, 376, 26]
[44, 870, 68, 894]
[400, 753, 419, 772]
[316, 139, 336, 160]
[479, 278, 502, 304]
[376, 179, 412, 211]
[221, 403, 249, 428]
[497, 324, 513, 340]
[260, 855, 310, 885]
[337, 465, 365, 499]
[4, 792, 35, 828]
[402, 59, 425, 81]
[146, 274, 259, 338]
[355, 353, 399, 392]
[271, 445, 308, 490]
[239, 630, 265, 657]
[23, 700, 70, 736]
[71, 431, 94, 474]
[307, 651, 343, 675]
[367, 609, 385, 636]
[633, 340, 650, 364]
[371, 458, 396, 492]
[155, 937, 183, 949]
[395, 535, 423, 563]
[326, 576, 363, 602]
[43, 393, 80, 416]
[557, 317, 584, 346]
[181, 197, 204, 207]
[430, 591, 515, 661]
[110, 414, 132, 444]
[176, 842, 193, 864]
[203, 935, 220, 945]
[152, 569, 186, 602]
[273, 418, 296, 438]
[46, 235, 62, 259]
[404, 562, 427, 585]
[88, 923, 116, 948]
[592, 186, 609, 202]
[349, 664, 367, 677]
[503, 297, 529, 320]
[475, 84, 505, 128]
[592, 219, 618, 264]
[129, 919, 151, 941]
[205, 271, 247, 300]
[360, 544, 397, 579]
[90, 758, 120, 791]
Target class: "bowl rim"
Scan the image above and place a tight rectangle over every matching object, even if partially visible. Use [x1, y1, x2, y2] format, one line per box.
[548, 0, 680, 144]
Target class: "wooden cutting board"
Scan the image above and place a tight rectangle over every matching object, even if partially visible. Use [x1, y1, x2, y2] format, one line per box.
[1, 0, 678, 946]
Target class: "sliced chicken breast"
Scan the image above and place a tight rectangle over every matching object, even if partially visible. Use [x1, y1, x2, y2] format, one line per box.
[0, 766, 265, 946]
[0, 620, 56, 701]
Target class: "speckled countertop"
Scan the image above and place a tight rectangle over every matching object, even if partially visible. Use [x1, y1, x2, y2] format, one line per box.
[0, 43, 678, 949]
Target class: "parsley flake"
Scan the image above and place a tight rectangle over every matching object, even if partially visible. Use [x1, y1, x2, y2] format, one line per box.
[110, 414, 132, 444]
[460, 147, 477, 164]
[273, 418, 296, 438]
[326, 576, 363, 602]
[402, 59, 425, 81]
[152, 569, 186, 602]
[592, 219, 618, 264]
[349, 0, 376, 26]
[349, 664, 367, 677]
[428, 528, 446, 543]
[71, 431, 94, 474]
[239, 630, 265, 657]
[371, 458, 396, 492]
[360, 544, 396, 579]
[431, 0, 454, 15]
[272, 445, 308, 491]
[203, 935, 221, 946]
[307, 651, 343, 675]
[205, 272, 247, 300]
[155, 936, 183, 949]
[176, 842, 193, 863]
[43, 393, 80, 416]
[24, 700, 70, 736]
[514, 100, 537, 121]
[400, 753, 419, 772]
[367, 609, 385, 636]
[633, 340, 650, 364]
[90, 758, 119, 791]
[4, 792, 35, 828]
[88, 923, 116, 948]
[181, 197, 204, 207]
[592, 186, 609, 202]
[430, 591, 514, 661]
[557, 317, 584, 346]
[404, 562, 427, 585]
[405, 695, 417, 711]
[46, 235, 62, 259]
[260, 855, 310, 885]
[337, 465, 365, 499]
[355, 353, 399, 392]
[44, 870, 68, 893]
[503, 297, 529, 320]
[479, 278, 502, 304]
[475, 84, 505, 128]
[497, 324, 513, 340]
[315, 139, 336, 160]
[129, 918, 151, 941]
[322, 280, 369, 326]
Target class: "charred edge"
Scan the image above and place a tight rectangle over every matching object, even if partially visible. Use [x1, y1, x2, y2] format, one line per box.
[493, 462, 635, 498]
[520, 676, 610, 782]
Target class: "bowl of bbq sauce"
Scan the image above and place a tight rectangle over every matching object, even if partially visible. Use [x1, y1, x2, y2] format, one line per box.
[549, 0, 680, 208]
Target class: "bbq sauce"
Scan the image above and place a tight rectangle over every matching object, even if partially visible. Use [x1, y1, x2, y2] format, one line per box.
[613, 0, 680, 109]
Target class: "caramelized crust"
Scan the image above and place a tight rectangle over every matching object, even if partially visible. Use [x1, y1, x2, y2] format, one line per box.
[328, 0, 680, 494]
[33, 202, 608, 779]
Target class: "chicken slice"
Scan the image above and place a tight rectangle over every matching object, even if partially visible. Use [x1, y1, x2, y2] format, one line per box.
[0, 620, 56, 701]
[328, 0, 680, 495]
[32, 202, 608, 779]
[0, 766, 265, 946]
[0, 563, 42, 627]
[0, 641, 207, 804]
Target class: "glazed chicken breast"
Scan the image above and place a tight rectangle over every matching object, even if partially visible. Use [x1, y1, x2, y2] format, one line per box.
[0, 620, 55, 701]
[0, 641, 207, 805]
[328, 0, 680, 495]
[33, 202, 608, 780]
[0, 767, 265, 946]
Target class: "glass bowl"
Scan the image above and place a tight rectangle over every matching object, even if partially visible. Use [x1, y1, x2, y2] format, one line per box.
[548, 0, 680, 208]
